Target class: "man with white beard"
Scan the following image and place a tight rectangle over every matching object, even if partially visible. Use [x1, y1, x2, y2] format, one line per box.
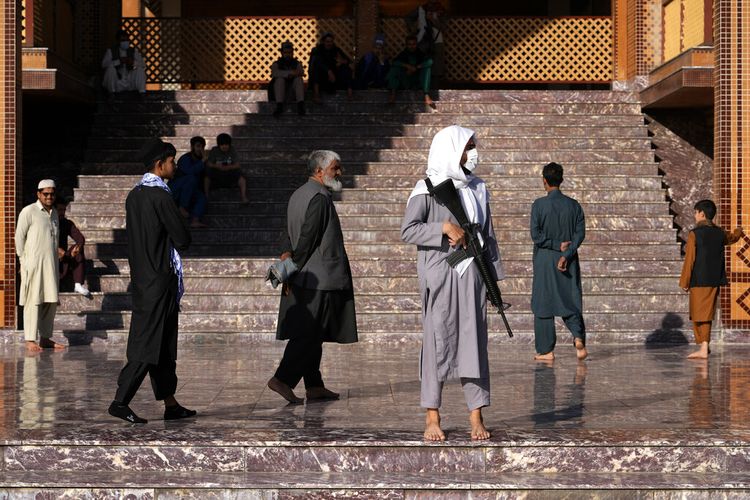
[267, 150, 358, 403]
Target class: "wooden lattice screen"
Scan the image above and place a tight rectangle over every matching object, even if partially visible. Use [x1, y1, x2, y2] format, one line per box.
[384, 16, 613, 83]
[121, 17, 356, 84]
[124, 16, 612, 84]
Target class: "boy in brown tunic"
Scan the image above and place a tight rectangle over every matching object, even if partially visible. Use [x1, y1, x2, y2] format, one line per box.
[679, 199, 744, 359]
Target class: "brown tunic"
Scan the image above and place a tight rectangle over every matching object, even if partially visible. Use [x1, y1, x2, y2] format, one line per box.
[679, 223, 744, 321]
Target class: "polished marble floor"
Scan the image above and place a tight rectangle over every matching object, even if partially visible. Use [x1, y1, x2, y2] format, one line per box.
[4, 340, 750, 438]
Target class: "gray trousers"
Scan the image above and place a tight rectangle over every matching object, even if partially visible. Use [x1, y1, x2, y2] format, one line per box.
[23, 302, 57, 342]
[534, 314, 586, 355]
[421, 377, 490, 411]
[274, 76, 304, 104]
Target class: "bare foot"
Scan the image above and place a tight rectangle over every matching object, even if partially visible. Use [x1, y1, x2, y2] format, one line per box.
[574, 339, 588, 361]
[39, 339, 67, 351]
[388, 92, 396, 104]
[470, 409, 490, 440]
[190, 219, 208, 228]
[25, 341, 42, 353]
[688, 342, 710, 359]
[424, 95, 436, 109]
[534, 352, 555, 361]
[346, 88, 354, 101]
[306, 386, 339, 400]
[267, 377, 304, 404]
[424, 409, 445, 441]
[179, 207, 190, 218]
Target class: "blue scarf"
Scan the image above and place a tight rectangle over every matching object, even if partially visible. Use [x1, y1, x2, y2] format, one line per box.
[136, 173, 185, 305]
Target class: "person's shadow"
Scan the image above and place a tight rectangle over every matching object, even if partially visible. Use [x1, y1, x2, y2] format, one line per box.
[645, 312, 688, 348]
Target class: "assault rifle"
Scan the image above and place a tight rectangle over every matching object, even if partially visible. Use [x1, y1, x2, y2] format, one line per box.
[425, 178, 513, 337]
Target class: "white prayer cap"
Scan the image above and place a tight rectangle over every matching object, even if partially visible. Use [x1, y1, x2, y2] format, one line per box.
[37, 179, 56, 190]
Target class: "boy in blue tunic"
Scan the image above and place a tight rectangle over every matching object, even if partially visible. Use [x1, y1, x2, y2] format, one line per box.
[530, 162, 588, 361]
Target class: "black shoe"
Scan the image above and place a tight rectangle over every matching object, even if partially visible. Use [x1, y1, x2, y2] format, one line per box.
[164, 403, 197, 420]
[297, 101, 306, 115]
[108, 402, 147, 424]
[273, 103, 283, 117]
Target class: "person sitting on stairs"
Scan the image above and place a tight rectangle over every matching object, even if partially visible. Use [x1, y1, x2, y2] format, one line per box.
[205, 133, 249, 205]
[101, 30, 146, 96]
[56, 199, 91, 297]
[270, 41, 306, 117]
[387, 35, 435, 108]
[171, 136, 208, 228]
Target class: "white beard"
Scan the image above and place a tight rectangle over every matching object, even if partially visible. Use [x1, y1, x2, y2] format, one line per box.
[323, 175, 343, 192]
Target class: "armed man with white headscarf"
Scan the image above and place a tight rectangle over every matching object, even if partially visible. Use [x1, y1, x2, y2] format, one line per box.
[401, 125, 504, 441]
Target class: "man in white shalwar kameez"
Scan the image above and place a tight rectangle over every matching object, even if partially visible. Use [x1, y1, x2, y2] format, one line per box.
[401, 125, 504, 441]
[101, 30, 147, 95]
[16, 180, 66, 353]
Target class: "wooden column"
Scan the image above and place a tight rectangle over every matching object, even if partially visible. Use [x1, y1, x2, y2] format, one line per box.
[0, 0, 20, 328]
[355, 0, 378, 59]
[713, 0, 750, 331]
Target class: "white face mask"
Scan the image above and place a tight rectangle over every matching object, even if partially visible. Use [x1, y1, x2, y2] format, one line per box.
[464, 148, 479, 172]
[119, 41, 130, 50]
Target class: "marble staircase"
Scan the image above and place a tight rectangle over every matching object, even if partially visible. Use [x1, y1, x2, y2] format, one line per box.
[59, 89, 687, 344]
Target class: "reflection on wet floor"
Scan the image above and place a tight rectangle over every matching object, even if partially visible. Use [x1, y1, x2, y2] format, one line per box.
[3, 342, 750, 433]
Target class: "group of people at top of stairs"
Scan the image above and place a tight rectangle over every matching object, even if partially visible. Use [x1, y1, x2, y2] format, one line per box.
[272, 0, 447, 112]
[101, 1, 446, 111]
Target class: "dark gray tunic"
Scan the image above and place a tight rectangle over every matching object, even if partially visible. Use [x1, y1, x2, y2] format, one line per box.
[530, 189, 585, 317]
[277, 180, 357, 344]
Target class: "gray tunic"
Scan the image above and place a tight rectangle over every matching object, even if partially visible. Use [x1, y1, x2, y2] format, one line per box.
[16, 201, 60, 306]
[530, 189, 585, 317]
[401, 192, 503, 381]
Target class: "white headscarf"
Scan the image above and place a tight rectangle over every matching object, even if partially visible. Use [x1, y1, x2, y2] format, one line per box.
[407, 125, 488, 276]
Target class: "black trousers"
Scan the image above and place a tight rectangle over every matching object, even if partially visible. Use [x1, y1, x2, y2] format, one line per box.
[114, 348, 178, 405]
[274, 335, 324, 390]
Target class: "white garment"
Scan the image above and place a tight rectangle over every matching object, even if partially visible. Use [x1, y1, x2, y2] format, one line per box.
[101, 48, 147, 93]
[407, 125, 487, 276]
[417, 6, 444, 46]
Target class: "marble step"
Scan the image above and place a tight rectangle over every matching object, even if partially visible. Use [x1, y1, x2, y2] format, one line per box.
[57, 291, 686, 314]
[87, 275, 681, 295]
[71, 187, 668, 204]
[72, 214, 675, 231]
[88, 137, 653, 152]
[91, 113, 646, 127]
[78, 161, 661, 177]
[84, 257, 684, 277]
[75, 174, 662, 191]
[5, 471, 749, 496]
[84, 241, 682, 260]
[83, 148, 656, 164]
[53, 309, 689, 332]
[99, 89, 640, 103]
[94, 123, 649, 139]
[80, 228, 678, 245]
[95, 101, 645, 115]
[67, 200, 672, 217]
